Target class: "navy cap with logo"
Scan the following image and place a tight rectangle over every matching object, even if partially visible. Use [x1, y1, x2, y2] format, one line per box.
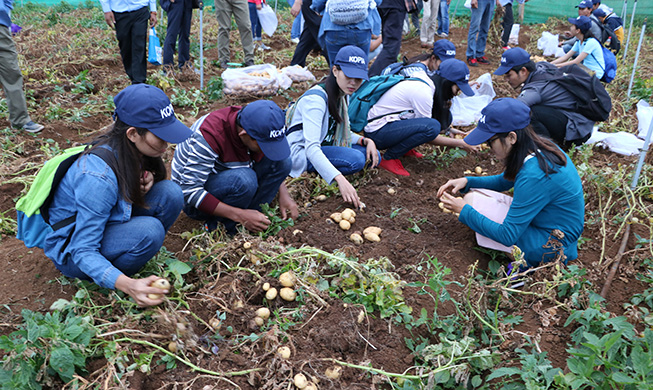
[464, 98, 531, 146]
[438, 59, 474, 96]
[238, 100, 290, 161]
[494, 47, 531, 75]
[568, 15, 591, 33]
[432, 40, 456, 61]
[575, 0, 592, 8]
[333, 45, 369, 81]
[592, 8, 607, 17]
[114, 84, 192, 144]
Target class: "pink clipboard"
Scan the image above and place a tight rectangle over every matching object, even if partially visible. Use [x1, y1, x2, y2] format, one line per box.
[464, 189, 514, 253]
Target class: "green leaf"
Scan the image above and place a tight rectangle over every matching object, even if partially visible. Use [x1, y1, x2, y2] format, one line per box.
[168, 260, 192, 275]
[610, 372, 635, 384]
[471, 375, 482, 387]
[486, 367, 521, 381]
[567, 357, 587, 376]
[50, 346, 75, 382]
[631, 345, 651, 376]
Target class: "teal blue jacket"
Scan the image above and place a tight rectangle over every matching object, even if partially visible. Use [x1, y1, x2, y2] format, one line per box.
[459, 153, 584, 268]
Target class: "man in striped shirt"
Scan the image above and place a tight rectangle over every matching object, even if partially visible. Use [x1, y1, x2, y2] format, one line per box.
[172, 101, 298, 234]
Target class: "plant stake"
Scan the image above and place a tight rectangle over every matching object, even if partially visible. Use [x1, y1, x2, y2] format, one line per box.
[622, 0, 637, 60]
[627, 18, 646, 98]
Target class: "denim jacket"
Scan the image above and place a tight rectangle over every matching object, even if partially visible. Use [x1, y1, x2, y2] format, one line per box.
[44, 149, 131, 290]
[311, 0, 382, 49]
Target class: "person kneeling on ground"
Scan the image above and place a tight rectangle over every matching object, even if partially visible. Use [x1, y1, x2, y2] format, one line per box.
[494, 48, 594, 149]
[44, 85, 193, 307]
[286, 46, 379, 209]
[437, 98, 584, 270]
[365, 59, 477, 176]
[552, 16, 605, 79]
[381, 39, 457, 76]
[172, 100, 298, 234]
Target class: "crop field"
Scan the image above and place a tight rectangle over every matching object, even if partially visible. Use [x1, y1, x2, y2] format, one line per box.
[0, 2, 652, 389]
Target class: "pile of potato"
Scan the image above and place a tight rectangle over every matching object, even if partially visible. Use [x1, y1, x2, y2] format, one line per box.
[223, 69, 279, 97]
[464, 166, 488, 175]
[330, 208, 357, 231]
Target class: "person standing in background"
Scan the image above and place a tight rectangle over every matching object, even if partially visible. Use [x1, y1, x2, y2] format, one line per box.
[420, 0, 440, 48]
[369, 0, 407, 76]
[0, 0, 44, 132]
[101, 0, 157, 84]
[436, 0, 450, 37]
[465, 0, 495, 66]
[290, 0, 328, 67]
[248, 0, 270, 50]
[287, 0, 303, 44]
[160, 0, 194, 72]
[216, 0, 255, 68]
[498, 0, 526, 50]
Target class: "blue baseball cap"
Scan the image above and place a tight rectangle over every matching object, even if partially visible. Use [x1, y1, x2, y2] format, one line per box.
[575, 0, 592, 8]
[591, 0, 601, 4]
[333, 45, 369, 80]
[113, 84, 192, 144]
[593, 8, 607, 17]
[568, 15, 592, 33]
[438, 59, 474, 97]
[464, 98, 531, 145]
[432, 40, 456, 61]
[494, 48, 531, 75]
[238, 100, 289, 161]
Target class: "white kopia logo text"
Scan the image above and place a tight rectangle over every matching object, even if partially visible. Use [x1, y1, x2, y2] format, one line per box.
[160, 104, 174, 119]
[445, 49, 456, 56]
[269, 128, 285, 139]
[479, 114, 486, 123]
[501, 57, 507, 63]
[349, 56, 365, 64]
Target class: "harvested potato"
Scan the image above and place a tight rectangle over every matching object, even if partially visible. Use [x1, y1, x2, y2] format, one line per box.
[359, 202, 366, 211]
[387, 188, 396, 195]
[438, 202, 445, 210]
[348, 217, 356, 224]
[464, 169, 472, 175]
[168, 341, 178, 353]
[475, 166, 483, 174]
[233, 299, 244, 309]
[147, 278, 170, 299]
[343, 208, 356, 218]
[294, 373, 309, 389]
[277, 346, 291, 359]
[254, 316, 265, 326]
[325, 366, 342, 380]
[262, 282, 270, 291]
[256, 307, 270, 320]
[364, 232, 380, 242]
[357, 310, 365, 323]
[293, 229, 303, 236]
[350, 233, 364, 244]
[315, 194, 327, 202]
[209, 318, 222, 330]
[265, 287, 278, 300]
[243, 241, 252, 249]
[305, 382, 317, 390]
[250, 253, 261, 265]
[339, 220, 351, 230]
[341, 209, 355, 222]
[279, 271, 296, 287]
[330, 212, 343, 223]
[363, 226, 382, 236]
[280, 287, 297, 301]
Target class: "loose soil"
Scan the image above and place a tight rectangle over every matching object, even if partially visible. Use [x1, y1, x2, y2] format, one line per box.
[0, 7, 651, 390]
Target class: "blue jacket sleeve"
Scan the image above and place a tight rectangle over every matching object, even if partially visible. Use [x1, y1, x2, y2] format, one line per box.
[463, 173, 514, 193]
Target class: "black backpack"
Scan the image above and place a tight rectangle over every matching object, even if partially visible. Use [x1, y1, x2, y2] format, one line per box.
[530, 63, 612, 122]
[591, 17, 621, 54]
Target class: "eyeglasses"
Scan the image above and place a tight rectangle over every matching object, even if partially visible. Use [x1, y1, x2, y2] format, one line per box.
[487, 135, 499, 145]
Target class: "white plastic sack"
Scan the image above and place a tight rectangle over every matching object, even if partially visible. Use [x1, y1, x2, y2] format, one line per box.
[450, 73, 495, 126]
[257, 4, 278, 36]
[537, 31, 560, 57]
[464, 0, 471, 9]
[281, 65, 316, 83]
[508, 24, 520, 45]
[636, 100, 653, 139]
[586, 129, 646, 156]
[223, 64, 280, 96]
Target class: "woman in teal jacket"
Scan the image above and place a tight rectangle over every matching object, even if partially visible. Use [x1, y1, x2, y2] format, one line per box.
[437, 98, 584, 269]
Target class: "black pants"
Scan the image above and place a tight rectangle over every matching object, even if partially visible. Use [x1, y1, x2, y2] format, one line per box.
[500, 3, 513, 46]
[115, 6, 150, 84]
[369, 7, 407, 76]
[530, 105, 590, 150]
[163, 0, 193, 68]
[290, 0, 328, 67]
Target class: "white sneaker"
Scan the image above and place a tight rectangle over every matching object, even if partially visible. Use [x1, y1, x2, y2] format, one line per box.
[258, 43, 271, 51]
[291, 37, 299, 44]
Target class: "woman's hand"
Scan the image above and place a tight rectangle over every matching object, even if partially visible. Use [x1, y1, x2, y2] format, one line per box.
[334, 174, 360, 208]
[278, 183, 299, 220]
[363, 138, 379, 168]
[449, 128, 470, 137]
[437, 177, 468, 198]
[440, 192, 468, 214]
[140, 170, 154, 195]
[115, 274, 168, 307]
[457, 139, 480, 153]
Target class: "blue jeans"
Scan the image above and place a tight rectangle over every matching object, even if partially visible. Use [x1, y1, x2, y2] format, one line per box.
[184, 156, 292, 233]
[325, 29, 371, 68]
[437, 0, 449, 35]
[466, 0, 495, 58]
[248, 2, 262, 40]
[287, 0, 303, 39]
[364, 118, 440, 160]
[306, 144, 373, 176]
[55, 180, 184, 280]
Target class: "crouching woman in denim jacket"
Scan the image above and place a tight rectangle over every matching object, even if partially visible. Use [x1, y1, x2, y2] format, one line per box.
[44, 85, 192, 307]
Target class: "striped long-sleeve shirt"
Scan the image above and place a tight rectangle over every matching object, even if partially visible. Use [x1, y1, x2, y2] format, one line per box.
[171, 107, 261, 214]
